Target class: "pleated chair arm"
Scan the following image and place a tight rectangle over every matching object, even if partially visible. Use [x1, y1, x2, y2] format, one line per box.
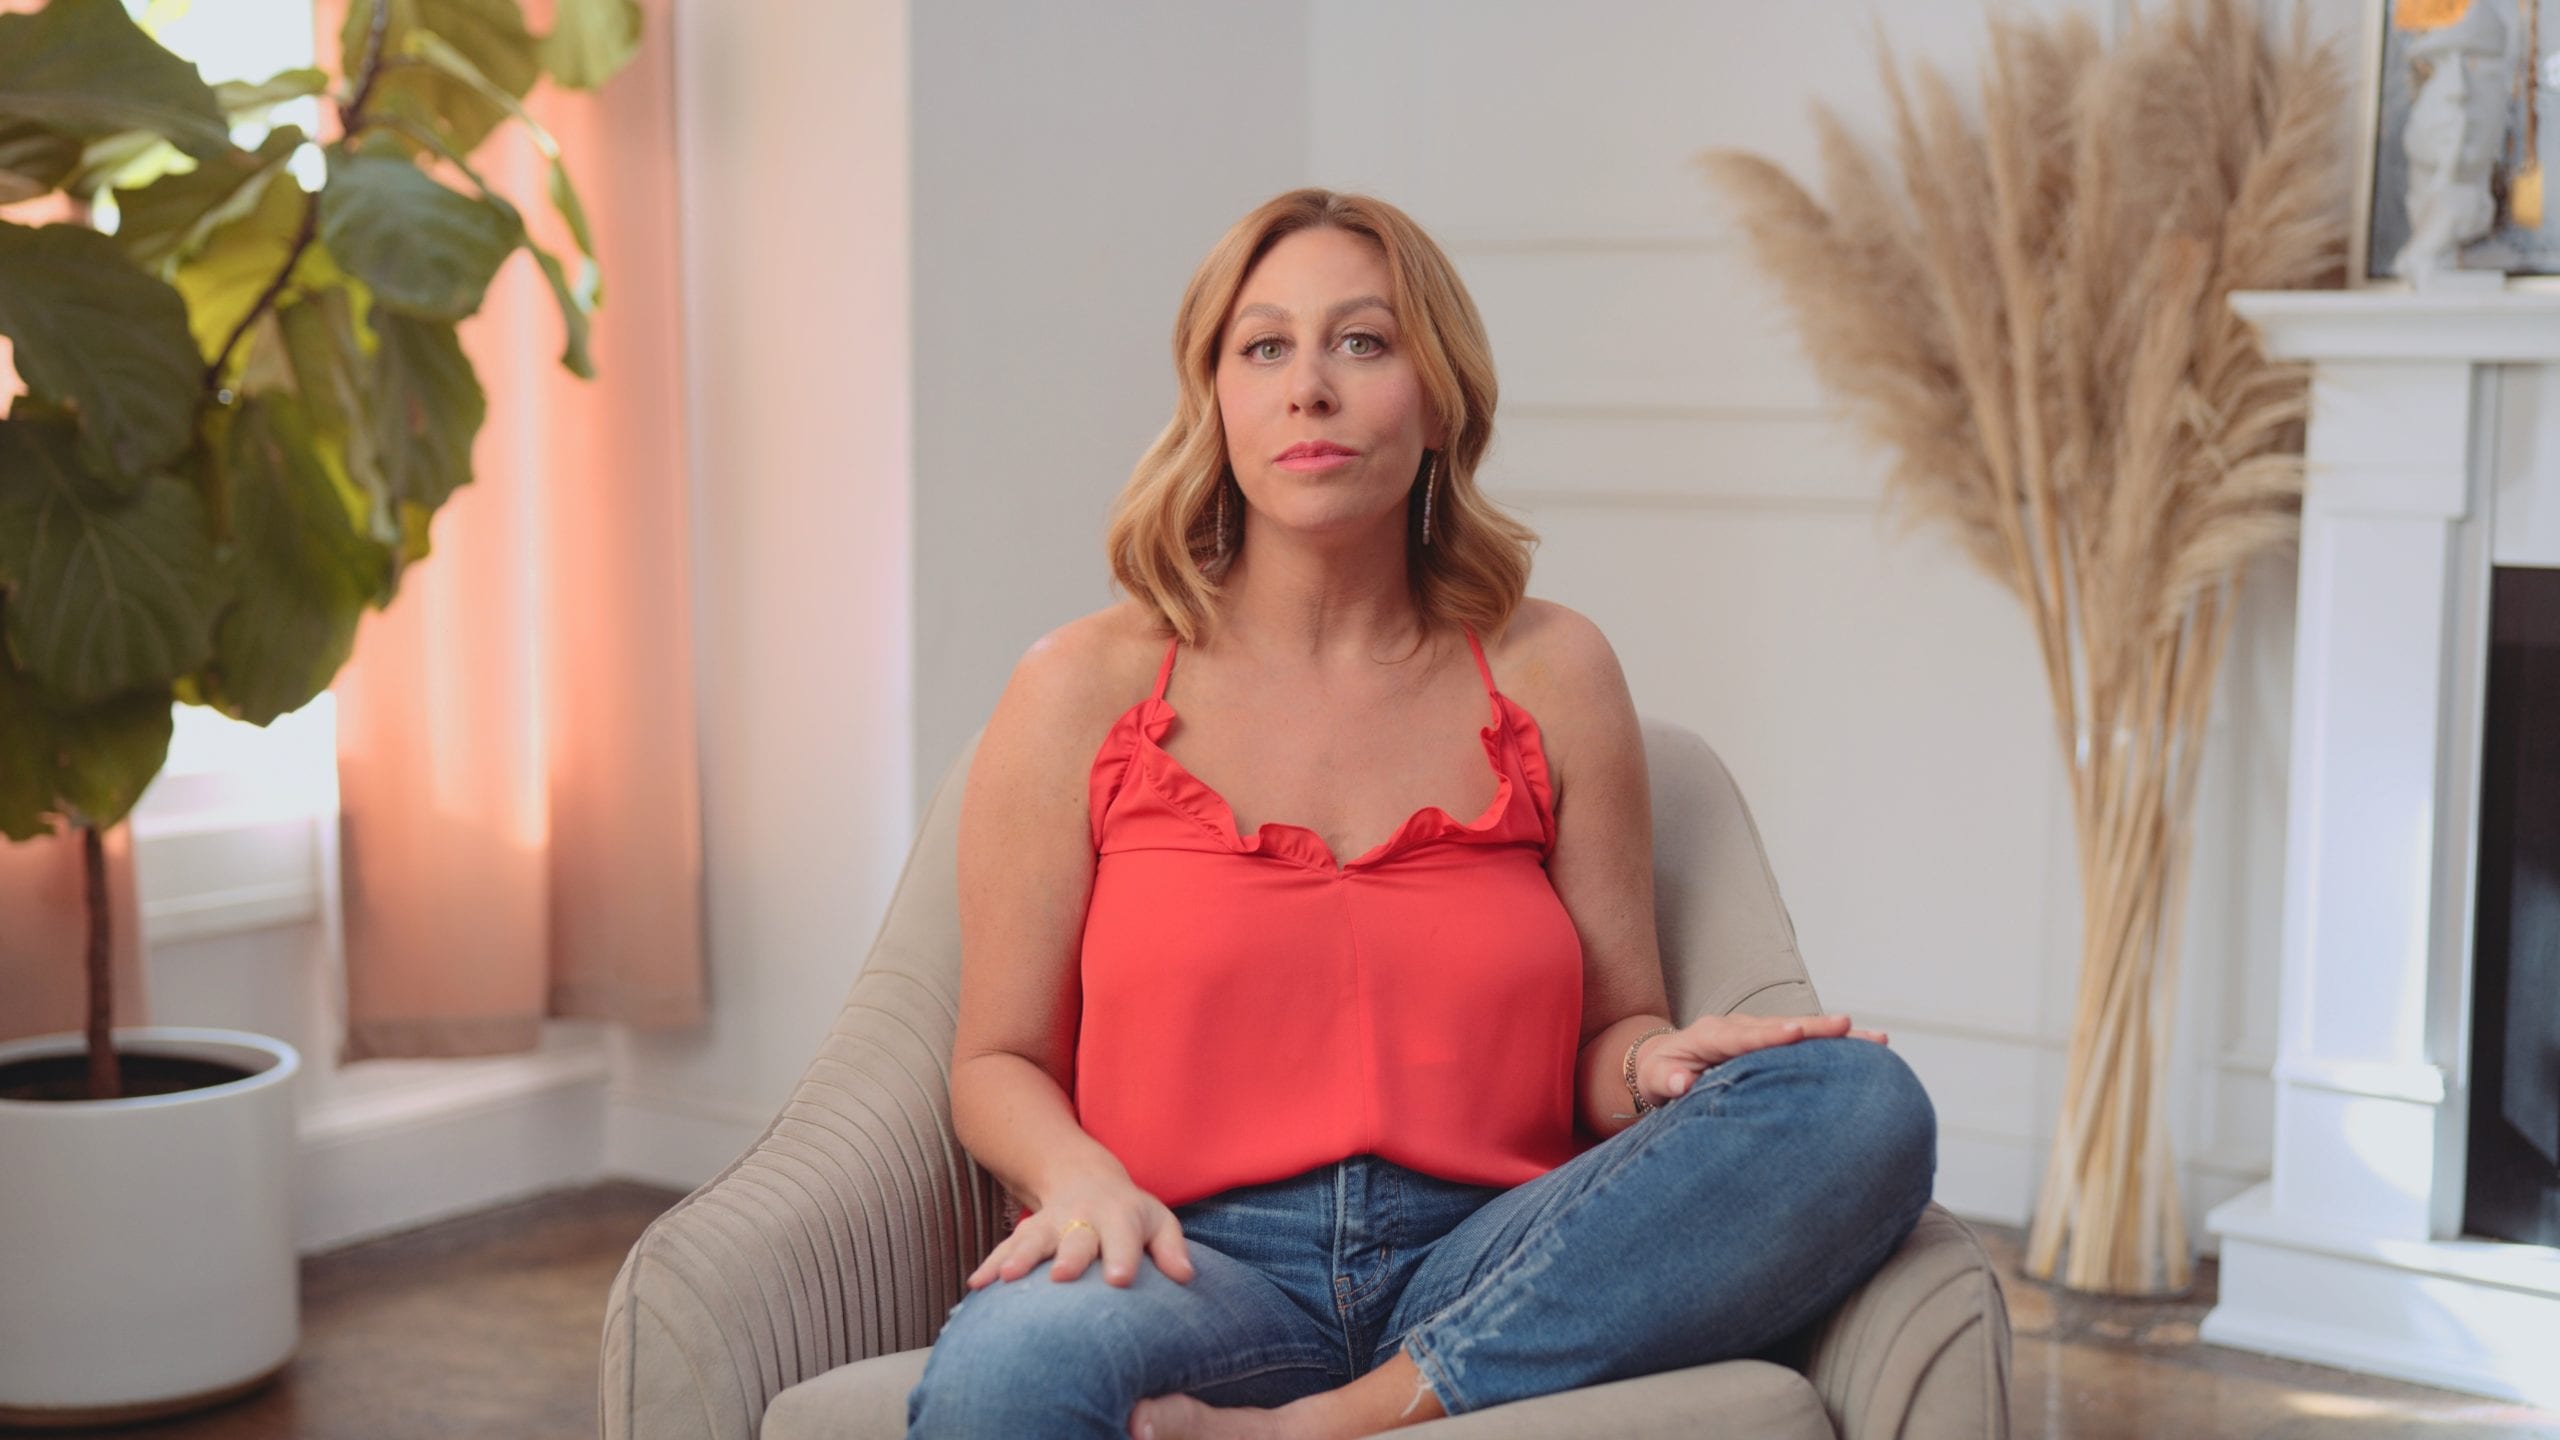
[600, 734, 1002, 1440]
[599, 958, 998, 1424]
[597, 961, 998, 1439]
[1796, 1204, 2015, 1440]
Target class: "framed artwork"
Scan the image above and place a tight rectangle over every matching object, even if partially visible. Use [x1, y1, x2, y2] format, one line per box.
[2350, 0, 2560, 289]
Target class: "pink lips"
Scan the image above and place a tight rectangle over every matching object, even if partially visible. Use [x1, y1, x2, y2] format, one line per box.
[1274, 441, 1358, 472]
[1276, 453, 1356, 472]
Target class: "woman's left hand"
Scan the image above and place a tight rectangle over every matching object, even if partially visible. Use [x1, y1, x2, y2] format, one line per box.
[1639, 1012, 1889, 1107]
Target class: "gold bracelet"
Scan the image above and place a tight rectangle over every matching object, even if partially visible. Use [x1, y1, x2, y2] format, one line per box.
[1622, 1025, 1678, 1118]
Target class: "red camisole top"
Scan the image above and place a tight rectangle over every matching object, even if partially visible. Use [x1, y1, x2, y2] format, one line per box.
[1037, 624, 1591, 1218]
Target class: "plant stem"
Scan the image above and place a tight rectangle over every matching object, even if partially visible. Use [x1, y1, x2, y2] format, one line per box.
[202, 197, 317, 396]
[83, 824, 119, 1101]
[341, 0, 397, 126]
[201, 0, 395, 396]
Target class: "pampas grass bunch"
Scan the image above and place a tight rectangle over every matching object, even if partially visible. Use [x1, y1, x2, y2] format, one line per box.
[1696, 0, 2352, 1293]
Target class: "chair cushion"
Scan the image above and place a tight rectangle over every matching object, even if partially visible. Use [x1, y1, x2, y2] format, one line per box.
[760, 1348, 926, 1440]
[758, 1350, 1832, 1440]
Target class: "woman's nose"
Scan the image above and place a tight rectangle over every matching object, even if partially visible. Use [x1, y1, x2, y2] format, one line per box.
[1280, 371, 1341, 412]
[1287, 356, 1337, 413]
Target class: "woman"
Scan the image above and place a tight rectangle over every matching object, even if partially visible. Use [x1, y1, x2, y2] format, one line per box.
[905, 189, 1936, 1440]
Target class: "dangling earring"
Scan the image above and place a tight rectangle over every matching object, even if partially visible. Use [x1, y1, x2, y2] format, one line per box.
[1421, 450, 1441, 546]
[1215, 474, 1231, 556]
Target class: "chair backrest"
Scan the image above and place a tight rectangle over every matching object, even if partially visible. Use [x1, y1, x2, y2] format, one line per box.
[1634, 714, 1824, 1022]
[862, 713, 1823, 1047]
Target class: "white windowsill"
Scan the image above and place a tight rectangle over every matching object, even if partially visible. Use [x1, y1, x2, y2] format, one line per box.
[128, 697, 341, 947]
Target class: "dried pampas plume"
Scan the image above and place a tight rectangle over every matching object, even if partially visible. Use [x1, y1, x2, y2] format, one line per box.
[1696, 0, 2352, 1294]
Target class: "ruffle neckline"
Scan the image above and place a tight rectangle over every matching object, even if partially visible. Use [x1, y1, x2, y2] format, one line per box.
[1097, 689, 1558, 876]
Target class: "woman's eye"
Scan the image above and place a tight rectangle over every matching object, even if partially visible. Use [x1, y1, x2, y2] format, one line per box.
[1242, 333, 1386, 361]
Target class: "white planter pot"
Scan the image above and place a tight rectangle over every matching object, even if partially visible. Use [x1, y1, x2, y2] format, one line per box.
[0, 1027, 301, 1427]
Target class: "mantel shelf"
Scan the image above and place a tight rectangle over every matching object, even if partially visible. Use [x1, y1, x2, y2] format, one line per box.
[2229, 288, 2560, 363]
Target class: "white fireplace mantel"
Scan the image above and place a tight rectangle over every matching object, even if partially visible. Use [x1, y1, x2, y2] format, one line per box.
[2200, 287, 2560, 1405]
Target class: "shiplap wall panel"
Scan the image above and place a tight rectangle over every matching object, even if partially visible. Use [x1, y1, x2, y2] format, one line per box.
[1489, 410, 1883, 509]
[1463, 249, 1830, 412]
[1509, 501, 2059, 1039]
[1307, 0, 2104, 250]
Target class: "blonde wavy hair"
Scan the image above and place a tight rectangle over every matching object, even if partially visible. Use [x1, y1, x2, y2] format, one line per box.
[1104, 188, 1541, 649]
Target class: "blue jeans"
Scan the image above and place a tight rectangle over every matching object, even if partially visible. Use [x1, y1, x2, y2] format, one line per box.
[905, 1035, 1937, 1435]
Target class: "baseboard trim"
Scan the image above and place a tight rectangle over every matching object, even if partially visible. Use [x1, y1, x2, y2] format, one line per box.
[2202, 1182, 2560, 1407]
[601, 1086, 774, 1192]
[295, 1046, 611, 1253]
[289, 1049, 787, 1251]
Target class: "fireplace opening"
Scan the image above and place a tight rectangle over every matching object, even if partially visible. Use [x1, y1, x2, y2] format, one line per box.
[2465, 564, 2560, 1248]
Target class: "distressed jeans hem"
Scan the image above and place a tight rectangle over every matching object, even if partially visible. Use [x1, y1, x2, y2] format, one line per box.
[1397, 1330, 1472, 1417]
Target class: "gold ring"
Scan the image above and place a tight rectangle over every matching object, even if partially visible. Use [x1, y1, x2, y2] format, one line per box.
[1059, 1217, 1096, 1235]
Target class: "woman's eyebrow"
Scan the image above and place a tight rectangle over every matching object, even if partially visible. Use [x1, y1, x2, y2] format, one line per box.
[1230, 295, 1395, 329]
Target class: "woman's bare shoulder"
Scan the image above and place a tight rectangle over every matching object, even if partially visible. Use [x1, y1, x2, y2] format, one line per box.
[1491, 598, 1641, 819]
[1003, 599, 1170, 736]
[1487, 596, 1623, 712]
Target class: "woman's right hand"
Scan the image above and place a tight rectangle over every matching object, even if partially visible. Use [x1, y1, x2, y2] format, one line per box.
[967, 1171, 1197, 1290]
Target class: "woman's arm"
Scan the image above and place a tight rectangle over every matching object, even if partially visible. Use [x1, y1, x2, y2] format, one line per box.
[949, 617, 1131, 1213]
[1506, 601, 1678, 1144]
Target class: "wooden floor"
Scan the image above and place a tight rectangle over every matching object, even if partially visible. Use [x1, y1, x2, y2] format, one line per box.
[18, 1181, 2559, 1438]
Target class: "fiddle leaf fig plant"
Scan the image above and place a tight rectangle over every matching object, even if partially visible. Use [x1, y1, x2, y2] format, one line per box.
[0, 0, 642, 1100]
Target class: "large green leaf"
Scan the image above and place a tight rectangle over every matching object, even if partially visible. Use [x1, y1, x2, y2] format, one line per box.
[202, 393, 391, 726]
[0, 632, 174, 839]
[0, 633, 59, 841]
[0, 0, 230, 161]
[0, 416, 223, 705]
[277, 286, 401, 569]
[539, 0, 642, 91]
[340, 0, 539, 158]
[0, 220, 202, 488]
[0, 117, 82, 204]
[318, 149, 517, 321]
[114, 124, 305, 274]
[369, 312, 485, 511]
[50, 682, 175, 830]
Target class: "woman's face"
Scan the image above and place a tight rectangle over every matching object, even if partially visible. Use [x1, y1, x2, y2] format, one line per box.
[1214, 226, 1440, 547]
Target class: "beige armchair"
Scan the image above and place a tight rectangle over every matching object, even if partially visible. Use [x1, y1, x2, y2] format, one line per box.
[600, 718, 2015, 1439]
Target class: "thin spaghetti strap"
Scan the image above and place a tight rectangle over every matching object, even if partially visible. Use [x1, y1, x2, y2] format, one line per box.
[1151, 633, 1180, 702]
[1462, 624, 1497, 697]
